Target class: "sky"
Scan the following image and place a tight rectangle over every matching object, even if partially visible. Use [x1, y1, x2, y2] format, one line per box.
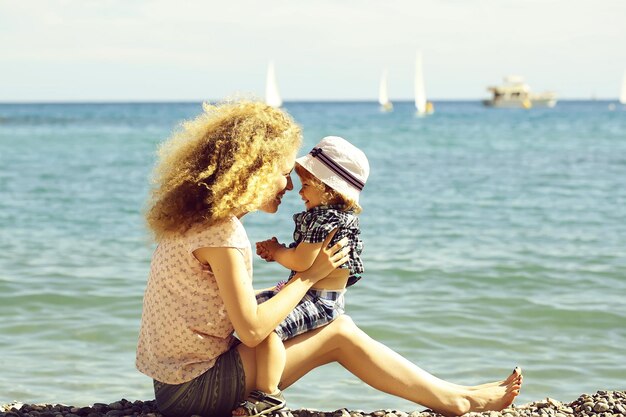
[2, 0, 626, 102]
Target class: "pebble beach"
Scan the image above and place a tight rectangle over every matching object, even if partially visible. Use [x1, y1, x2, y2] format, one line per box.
[3, 391, 625, 417]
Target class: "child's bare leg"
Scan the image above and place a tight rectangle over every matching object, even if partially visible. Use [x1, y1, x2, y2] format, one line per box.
[255, 331, 285, 394]
[233, 332, 286, 416]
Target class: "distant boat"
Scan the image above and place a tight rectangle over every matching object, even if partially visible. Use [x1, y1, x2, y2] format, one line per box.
[378, 69, 393, 112]
[619, 71, 626, 104]
[265, 60, 282, 108]
[483, 76, 557, 109]
[414, 51, 434, 116]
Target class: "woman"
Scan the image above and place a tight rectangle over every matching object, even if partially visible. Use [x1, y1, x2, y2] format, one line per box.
[136, 100, 522, 417]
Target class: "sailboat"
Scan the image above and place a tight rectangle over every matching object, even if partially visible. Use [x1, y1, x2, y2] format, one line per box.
[619, 71, 626, 104]
[265, 60, 282, 108]
[610, 70, 626, 111]
[378, 69, 393, 112]
[414, 51, 434, 116]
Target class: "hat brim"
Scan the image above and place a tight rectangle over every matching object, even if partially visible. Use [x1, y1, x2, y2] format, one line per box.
[296, 154, 361, 203]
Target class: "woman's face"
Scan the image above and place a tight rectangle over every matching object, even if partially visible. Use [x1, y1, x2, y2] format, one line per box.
[259, 153, 296, 214]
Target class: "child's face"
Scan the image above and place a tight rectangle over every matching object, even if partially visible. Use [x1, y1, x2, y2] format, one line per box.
[297, 174, 325, 210]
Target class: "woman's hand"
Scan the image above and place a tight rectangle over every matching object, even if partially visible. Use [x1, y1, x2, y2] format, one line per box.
[299, 229, 349, 283]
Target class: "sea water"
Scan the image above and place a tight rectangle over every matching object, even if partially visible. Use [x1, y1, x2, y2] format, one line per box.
[1, 101, 625, 410]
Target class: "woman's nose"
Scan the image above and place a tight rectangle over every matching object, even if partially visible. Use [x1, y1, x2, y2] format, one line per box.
[285, 175, 294, 191]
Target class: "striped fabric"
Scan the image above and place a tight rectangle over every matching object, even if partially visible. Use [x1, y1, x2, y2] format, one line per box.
[310, 147, 365, 191]
[256, 288, 346, 341]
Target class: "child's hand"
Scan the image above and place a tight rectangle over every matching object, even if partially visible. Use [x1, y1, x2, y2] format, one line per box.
[256, 241, 274, 262]
[256, 237, 284, 262]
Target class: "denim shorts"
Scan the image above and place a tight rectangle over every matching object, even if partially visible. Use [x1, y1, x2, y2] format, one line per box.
[153, 346, 246, 417]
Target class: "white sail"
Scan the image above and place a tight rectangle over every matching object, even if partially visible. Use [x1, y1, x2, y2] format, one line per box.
[414, 51, 427, 114]
[378, 69, 393, 111]
[265, 60, 282, 108]
[619, 71, 626, 104]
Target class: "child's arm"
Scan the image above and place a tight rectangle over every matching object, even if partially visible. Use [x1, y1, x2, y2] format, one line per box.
[275, 241, 324, 272]
[257, 238, 324, 272]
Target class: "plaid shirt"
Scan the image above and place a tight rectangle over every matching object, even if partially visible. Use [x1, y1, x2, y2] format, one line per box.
[288, 205, 363, 286]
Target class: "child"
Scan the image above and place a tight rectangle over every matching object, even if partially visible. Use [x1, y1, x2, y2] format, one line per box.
[233, 136, 369, 416]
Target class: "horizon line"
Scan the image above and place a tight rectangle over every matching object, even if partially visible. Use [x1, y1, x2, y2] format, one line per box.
[0, 98, 621, 105]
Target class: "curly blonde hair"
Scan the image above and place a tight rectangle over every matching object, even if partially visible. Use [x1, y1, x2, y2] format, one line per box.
[146, 100, 302, 241]
[294, 164, 362, 213]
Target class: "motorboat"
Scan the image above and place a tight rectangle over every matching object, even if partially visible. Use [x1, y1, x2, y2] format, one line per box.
[483, 76, 556, 109]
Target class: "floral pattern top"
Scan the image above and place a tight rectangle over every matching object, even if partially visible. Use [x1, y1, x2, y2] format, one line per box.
[136, 216, 251, 384]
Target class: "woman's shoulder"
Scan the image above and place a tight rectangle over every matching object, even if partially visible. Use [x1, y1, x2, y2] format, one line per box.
[186, 216, 250, 250]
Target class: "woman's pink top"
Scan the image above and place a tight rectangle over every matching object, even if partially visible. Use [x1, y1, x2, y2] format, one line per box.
[136, 216, 252, 384]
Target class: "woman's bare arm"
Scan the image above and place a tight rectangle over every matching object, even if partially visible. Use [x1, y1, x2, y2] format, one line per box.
[194, 231, 348, 347]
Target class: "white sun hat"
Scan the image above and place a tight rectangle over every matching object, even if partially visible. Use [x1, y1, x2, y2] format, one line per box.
[295, 136, 369, 203]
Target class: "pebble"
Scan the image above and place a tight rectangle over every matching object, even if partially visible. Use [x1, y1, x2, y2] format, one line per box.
[2, 391, 626, 417]
[592, 403, 608, 413]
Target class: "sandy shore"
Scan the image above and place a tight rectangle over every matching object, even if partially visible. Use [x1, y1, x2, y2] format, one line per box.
[2, 391, 624, 417]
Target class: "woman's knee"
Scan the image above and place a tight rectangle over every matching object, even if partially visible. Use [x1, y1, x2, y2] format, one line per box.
[334, 314, 356, 330]
[328, 315, 361, 344]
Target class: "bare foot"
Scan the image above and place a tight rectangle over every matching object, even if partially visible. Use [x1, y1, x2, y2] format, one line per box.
[470, 367, 522, 391]
[463, 369, 523, 413]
